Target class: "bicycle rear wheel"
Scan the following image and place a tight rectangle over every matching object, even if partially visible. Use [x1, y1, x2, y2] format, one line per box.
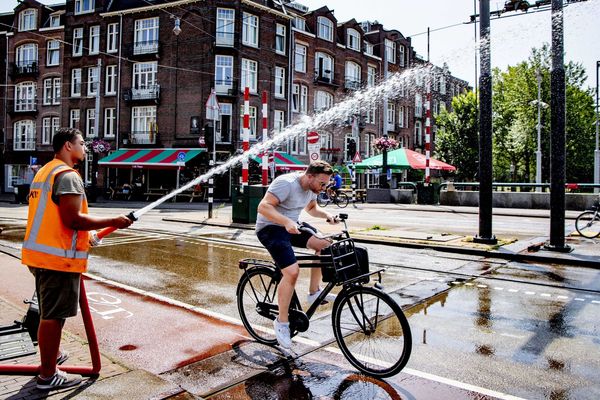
[317, 192, 329, 207]
[335, 192, 349, 208]
[332, 287, 411, 378]
[575, 211, 600, 238]
[237, 267, 279, 345]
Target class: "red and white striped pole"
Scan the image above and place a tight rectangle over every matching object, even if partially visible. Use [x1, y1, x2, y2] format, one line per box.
[262, 91, 269, 186]
[242, 87, 250, 187]
[425, 89, 432, 185]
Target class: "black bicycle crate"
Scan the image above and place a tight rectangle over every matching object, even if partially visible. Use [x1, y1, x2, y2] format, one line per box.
[321, 239, 369, 284]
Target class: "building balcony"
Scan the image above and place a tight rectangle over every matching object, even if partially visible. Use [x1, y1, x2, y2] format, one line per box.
[313, 73, 338, 87]
[10, 62, 39, 79]
[11, 99, 38, 114]
[215, 80, 238, 96]
[344, 79, 362, 91]
[124, 85, 160, 102]
[132, 40, 159, 56]
[215, 32, 235, 47]
[123, 131, 158, 146]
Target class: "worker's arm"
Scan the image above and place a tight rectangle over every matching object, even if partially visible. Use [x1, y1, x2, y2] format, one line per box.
[58, 194, 132, 231]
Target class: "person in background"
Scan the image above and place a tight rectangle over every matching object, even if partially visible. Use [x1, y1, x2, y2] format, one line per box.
[22, 128, 133, 391]
[255, 160, 339, 349]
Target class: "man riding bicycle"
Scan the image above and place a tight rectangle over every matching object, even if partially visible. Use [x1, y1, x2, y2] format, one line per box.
[327, 170, 343, 197]
[256, 160, 339, 349]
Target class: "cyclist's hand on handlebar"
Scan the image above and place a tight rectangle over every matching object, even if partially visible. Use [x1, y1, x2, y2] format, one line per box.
[285, 220, 300, 234]
[326, 215, 339, 224]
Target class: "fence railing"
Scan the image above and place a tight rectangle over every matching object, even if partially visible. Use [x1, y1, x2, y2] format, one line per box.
[438, 182, 600, 195]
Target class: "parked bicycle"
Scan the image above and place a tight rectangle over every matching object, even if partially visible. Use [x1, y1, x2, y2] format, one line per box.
[236, 214, 412, 378]
[316, 189, 349, 208]
[575, 195, 600, 239]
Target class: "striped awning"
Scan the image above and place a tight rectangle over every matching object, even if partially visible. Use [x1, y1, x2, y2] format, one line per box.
[250, 151, 307, 171]
[98, 148, 204, 168]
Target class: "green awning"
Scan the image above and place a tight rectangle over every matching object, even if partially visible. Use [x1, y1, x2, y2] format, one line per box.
[98, 148, 204, 169]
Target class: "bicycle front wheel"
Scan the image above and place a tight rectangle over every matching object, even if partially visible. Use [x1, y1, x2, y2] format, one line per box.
[317, 192, 329, 207]
[332, 287, 412, 378]
[575, 211, 600, 239]
[335, 192, 349, 208]
[236, 267, 279, 345]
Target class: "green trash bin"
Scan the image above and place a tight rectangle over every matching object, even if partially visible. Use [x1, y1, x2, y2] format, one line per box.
[416, 182, 440, 205]
[232, 185, 249, 223]
[247, 185, 268, 224]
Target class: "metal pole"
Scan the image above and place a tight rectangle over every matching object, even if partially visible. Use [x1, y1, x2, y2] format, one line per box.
[261, 91, 269, 185]
[536, 69, 542, 192]
[425, 78, 431, 185]
[242, 87, 250, 189]
[381, 54, 389, 188]
[595, 60, 599, 194]
[546, 0, 570, 252]
[474, 0, 496, 244]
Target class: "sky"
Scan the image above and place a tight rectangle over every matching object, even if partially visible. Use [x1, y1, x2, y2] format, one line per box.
[2, 0, 599, 89]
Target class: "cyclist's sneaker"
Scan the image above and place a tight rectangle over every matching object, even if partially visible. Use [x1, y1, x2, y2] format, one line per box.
[56, 350, 69, 365]
[36, 369, 82, 390]
[273, 318, 292, 349]
[307, 288, 336, 305]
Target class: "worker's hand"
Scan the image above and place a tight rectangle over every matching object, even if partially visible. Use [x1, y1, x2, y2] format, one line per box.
[285, 220, 300, 234]
[326, 215, 339, 224]
[112, 215, 134, 229]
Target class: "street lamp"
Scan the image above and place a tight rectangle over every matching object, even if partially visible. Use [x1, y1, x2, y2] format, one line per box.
[530, 69, 549, 192]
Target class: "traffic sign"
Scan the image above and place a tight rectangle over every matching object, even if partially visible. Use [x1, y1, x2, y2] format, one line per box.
[352, 151, 362, 163]
[307, 131, 319, 144]
[310, 152, 319, 161]
[177, 151, 186, 161]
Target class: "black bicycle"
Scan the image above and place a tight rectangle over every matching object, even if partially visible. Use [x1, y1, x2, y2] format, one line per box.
[236, 214, 412, 378]
[575, 196, 600, 239]
[317, 189, 350, 208]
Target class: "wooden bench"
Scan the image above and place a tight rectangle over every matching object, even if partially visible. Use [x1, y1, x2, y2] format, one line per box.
[144, 188, 169, 201]
[339, 188, 367, 203]
[174, 188, 205, 203]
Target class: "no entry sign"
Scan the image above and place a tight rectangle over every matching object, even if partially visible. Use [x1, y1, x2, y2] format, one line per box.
[307, 131, 319, 144]
[307, 131, 320, 162]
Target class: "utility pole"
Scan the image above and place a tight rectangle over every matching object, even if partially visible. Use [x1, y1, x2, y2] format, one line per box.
[546, 0, 570, 252]
[381, 51, 389, 188]
[474, 0, 496, 244]
[535, 69, 543, 192]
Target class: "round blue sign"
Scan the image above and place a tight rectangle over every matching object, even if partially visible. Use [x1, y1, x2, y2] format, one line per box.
[177, 152, 186, 161]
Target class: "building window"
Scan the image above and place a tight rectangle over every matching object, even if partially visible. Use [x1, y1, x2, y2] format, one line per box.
[347, 28, 360, 51]
[131, 106, 157, 143]
[294, 43, 306, 73]
[46, 40, 60, 66]
[415, 120, 422, 146]
[133, 61, 157, 91]
[275, 23, 286, 54]
[385, 39, 396, 64]
[104, 108, 116, 137]
[399, 45, 405, 67]
[274, 67, 285, 98]
[241, 58, 258, 93]
[42, 78, 60, 105]
[364, 40, 374, 55]
[70, 109, 80, 128]
[387, 103, 396, 127]
[19, 9, 37, 31]
[242, 12, 259, 47]
[239, 106, 257, 139]
[89, 25, 100, 54]
[274, 110, 285, 132]
[73, 28, 83, 56]
[15, 82, 36, 112]
[415, 93, 423, 117]
[398, 106, 405, 128]
[366, 106, 376, 124]
[42, 117, 60, 144]
[216, 8, 235, 46]
[134, 17, 159, 54]
[13, 120, 36, 151]
[293, 17, 305, 31]
[292, 84, 308, 114]
[75, 0, 95, 14]
[71, 68, 82, 97]
[367, 66, 376, 88]
[16, 43, 37, 66]
[345, 61, 361, 90]
[433, 100, 439, 116]
[86, 109, 96, 137]
[439, 75, 446, 94]
[289, 130, 306, 154]
[88, 66, 99, 96]
[215, 55, 233, 93]
[317, 16, 333, 41]
[49, 14, 60, 27]
[315, 52, 334, 81]
[217, 103, 232, 143]
[314, 90, 333, 112]
[107, 23, 119, 53]
[399, 81, 405, 97]
[105, 65, 117, 95]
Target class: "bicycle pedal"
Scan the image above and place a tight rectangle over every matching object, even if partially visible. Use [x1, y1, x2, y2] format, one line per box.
[374, 282, 384, 290]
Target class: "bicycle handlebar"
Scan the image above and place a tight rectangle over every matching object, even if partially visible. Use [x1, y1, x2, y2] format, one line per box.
[297, 214, 348, 240]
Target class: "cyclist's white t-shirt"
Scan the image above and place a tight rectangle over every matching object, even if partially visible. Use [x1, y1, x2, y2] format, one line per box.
[255, 172, 317, 232]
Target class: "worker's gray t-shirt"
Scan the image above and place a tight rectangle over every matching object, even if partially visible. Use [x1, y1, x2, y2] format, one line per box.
[255, 172, 317, 232]
[51, 171, 85, 205]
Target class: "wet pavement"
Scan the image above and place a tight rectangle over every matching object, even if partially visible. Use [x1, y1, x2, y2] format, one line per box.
[1, 201, 600, 399]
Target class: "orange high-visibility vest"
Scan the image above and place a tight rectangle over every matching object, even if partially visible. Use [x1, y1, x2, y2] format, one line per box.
[22, 158, 90, 273]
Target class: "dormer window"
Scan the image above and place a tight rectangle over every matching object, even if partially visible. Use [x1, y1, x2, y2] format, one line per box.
[347, 28, 360, 51]
[317, 16, 333, 41]
[293, 17, 306, 31]
[363, 41, 374, 55]
[75, 0, 95, 15]
[49, 14, 60, 27]
[19, 9, 37, 31]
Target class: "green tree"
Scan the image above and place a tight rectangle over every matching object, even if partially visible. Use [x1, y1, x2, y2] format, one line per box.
[435, 91, 480, 181]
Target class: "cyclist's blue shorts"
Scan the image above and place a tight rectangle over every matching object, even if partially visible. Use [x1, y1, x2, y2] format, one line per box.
[256, 225, 312, 269]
